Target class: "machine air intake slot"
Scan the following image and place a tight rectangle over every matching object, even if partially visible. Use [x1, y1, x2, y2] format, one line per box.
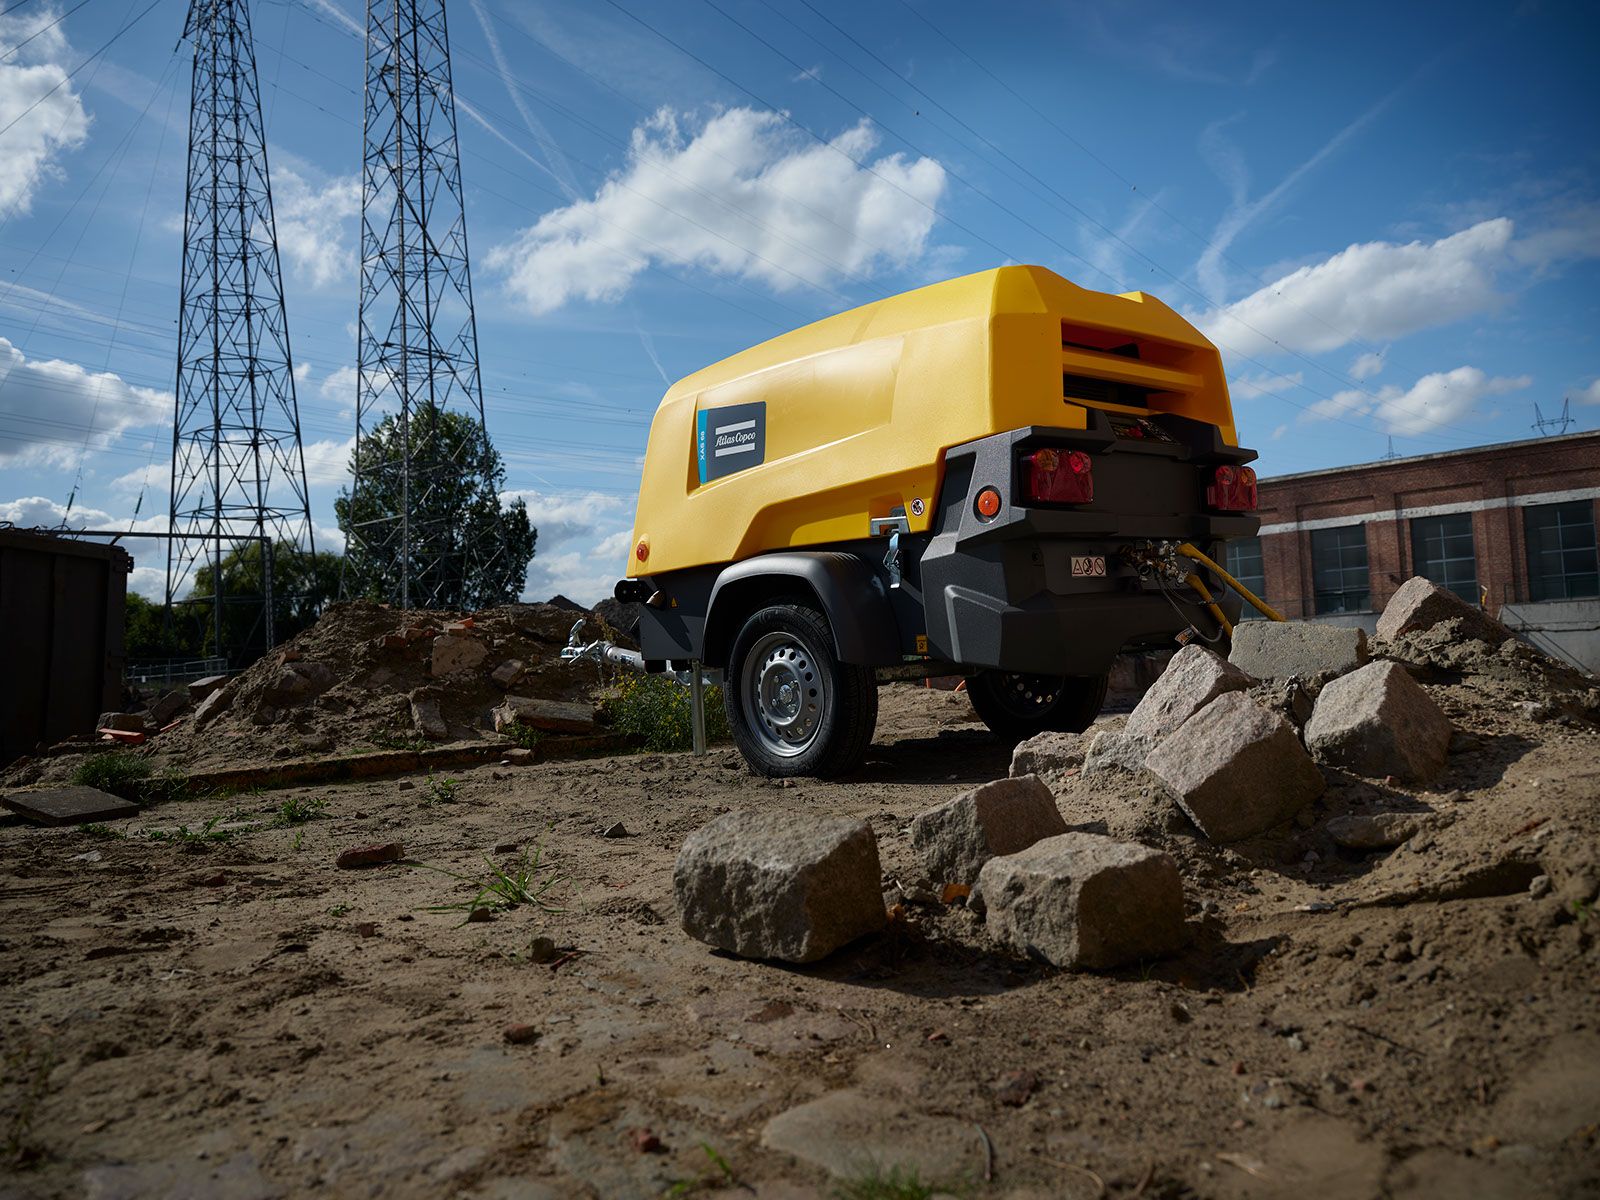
[1063, 372, 1153, 409]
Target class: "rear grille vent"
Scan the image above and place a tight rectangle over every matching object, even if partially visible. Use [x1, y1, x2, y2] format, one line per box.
[1063, 372, 1151, 409]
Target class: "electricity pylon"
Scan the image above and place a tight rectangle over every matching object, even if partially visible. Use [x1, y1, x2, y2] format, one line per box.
[168, 0, 315, 664]
[345, 0, 501, 609]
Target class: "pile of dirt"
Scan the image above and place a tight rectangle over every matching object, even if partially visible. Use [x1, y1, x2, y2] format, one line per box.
[2, 601, 633, 785]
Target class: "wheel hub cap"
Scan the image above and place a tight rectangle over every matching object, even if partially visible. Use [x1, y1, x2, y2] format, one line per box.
[742, 633, 826, 758]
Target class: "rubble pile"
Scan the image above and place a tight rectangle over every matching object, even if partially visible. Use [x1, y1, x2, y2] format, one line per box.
[9, 601, 631, 781]
[673, 576, 1599, 973]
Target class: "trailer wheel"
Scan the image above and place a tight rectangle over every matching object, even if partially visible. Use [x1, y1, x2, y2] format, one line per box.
[724, 600, 878, 778]
[968, 671, 1108, 742]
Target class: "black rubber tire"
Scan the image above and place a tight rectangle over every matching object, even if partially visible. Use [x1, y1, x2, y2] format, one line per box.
[723, 600, 878, 778]
[967, 670, 1109, 742]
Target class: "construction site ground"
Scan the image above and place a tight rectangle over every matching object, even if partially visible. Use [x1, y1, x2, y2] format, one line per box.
[2, 677, 1597, 1200]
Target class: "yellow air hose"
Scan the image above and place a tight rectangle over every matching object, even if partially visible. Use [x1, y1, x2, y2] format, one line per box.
[1183, 572, 1234, 638]
[1176, 542, 1287, 623]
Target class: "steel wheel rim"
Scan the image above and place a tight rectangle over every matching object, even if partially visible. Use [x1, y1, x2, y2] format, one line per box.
[991, 672, 1063, 717]
[741, 630, 828, 758]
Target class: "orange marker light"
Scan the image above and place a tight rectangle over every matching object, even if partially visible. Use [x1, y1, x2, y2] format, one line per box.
[635, 540, 650, 562]
[975, 487, 1002, 519]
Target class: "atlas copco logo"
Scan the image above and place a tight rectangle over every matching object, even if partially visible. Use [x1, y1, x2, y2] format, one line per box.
[696, 401, 766, 484]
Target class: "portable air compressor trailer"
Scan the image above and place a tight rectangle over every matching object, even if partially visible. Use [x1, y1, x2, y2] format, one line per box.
[613, 265, 1261, 777]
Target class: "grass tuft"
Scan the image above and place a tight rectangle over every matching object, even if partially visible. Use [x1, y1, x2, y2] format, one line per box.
[420, 837, 565, 921]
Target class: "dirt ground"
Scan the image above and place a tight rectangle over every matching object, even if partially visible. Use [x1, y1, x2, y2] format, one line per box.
[2, 670, 1598, 1199]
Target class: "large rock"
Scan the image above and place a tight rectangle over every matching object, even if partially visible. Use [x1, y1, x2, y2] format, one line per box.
[909, 775, 1067, 889]
[975, 833, 1185, 969]
[1229, 621, 1368, 682]
[146, 690, 188, 726]
[262, 661, 336, 707]
[1326, 811, 1439, 850]
[96, 712, 147, 733]
[1376, 576, 1511, 646]
[188, 674, 229, 702]
[1009, 731, 1087, 779]
[192, 684, 233, 729]
[1145, 692, 1325, 842]
[409, 688, 448, 741]
[1123, 644, 1255, 744]
[492, 696, 595, 735]
[674, 811, 886, 963]
[430, 633, 488, 677]
[1081, 728, 1151, 775]
[1303, 660, 1453, 782]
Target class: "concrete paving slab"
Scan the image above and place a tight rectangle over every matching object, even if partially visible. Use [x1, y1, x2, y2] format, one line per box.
[1, 786, 138, 826]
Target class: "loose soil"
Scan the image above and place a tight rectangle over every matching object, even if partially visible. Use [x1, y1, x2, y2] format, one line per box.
[1, 654, 1597, 1198]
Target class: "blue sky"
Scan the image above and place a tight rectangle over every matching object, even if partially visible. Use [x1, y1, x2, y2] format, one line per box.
[1, 0, 1597, 604]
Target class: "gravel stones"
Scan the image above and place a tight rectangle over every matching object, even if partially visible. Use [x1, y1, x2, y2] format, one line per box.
[909, 775, 1067, 888]
[674, 811, 886, 963]
[1145, 692, 1326, 842]
[975, 833, 1185, 969]
[1376, 575, 1511, 646]
[1304, 660, 1453, 782]
[1228, 621, 1369, 682]
[430, 633, 489, 677]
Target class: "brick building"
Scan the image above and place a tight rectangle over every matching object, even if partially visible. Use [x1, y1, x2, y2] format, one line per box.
[1221, 430, 1600, 672]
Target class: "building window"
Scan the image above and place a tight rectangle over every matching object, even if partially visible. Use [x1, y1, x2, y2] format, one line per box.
[1411, 513, 1478, 603]
[1524, 501, 1599, 601]
[1224, 537, 1266, 619]
[1311, 524, 1370, 613]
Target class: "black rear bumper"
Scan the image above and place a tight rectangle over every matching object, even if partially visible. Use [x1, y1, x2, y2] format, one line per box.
[921, 417, 1258, 674]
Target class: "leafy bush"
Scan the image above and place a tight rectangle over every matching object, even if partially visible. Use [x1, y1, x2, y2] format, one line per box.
[603, 673, 730, 753]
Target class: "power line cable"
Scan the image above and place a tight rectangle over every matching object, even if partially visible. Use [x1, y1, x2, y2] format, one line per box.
[0, 0, 161, 138]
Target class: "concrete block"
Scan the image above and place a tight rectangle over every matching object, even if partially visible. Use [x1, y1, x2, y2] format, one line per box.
[976, 833, 1185, 969]
[1304, 660, 1453, 782]
[430, 633, 488, 677]
[1376, 576, 1511, 645]
[1, 786, 139, 825]
[409, 689, 449, 741]
[1145, 692, 1325, 842]
[1124, 644, 1256, 743]
[1009, 731, 1088, 779]
[492, 696, 595, 735]
[1229, 621, 1369, 681]
[909, 775, 1067, 888]
[146, 691, 188, 726]
[674, 811, 886, 963]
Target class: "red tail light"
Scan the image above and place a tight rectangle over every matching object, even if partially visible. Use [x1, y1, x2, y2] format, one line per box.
[1023, 447, 1094, 504]
[1208, 464, 1257, 512]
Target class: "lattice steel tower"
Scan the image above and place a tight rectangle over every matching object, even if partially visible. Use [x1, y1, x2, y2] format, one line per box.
[168, 0, 314, 663]
[345, 0, 501, 608]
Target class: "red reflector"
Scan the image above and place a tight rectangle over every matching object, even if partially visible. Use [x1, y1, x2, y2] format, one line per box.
[1024, 447, 1093, 504]
[1207, 464, 1257, 512]
[975, 486, 1002, 519]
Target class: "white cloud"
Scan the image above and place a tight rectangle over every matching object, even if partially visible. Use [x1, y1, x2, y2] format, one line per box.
[488, 107, 948, 314]
[1197, 220, 1514, 359]
[273, 159, 360, 288]
[1229, 370, 1301, 401]
[502, 488, 634, 605]
[0, 6, 90, 215]
[0, 337, 168, 467]
[1574, 379, 1600, 407]
[0, 495, 171, 597]
[301, 437, 354, 486]
[1350, 351, 1385, 380]
[1302, 366, 1530, 437]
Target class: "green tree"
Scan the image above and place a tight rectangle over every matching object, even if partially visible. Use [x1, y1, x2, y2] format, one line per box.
[334, 406, 536, 609]
[190, 540, 344, 658]
[124, 591, 199, 660]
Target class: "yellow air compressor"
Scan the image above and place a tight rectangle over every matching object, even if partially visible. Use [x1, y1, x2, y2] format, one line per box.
[612, 265, 1261, 776]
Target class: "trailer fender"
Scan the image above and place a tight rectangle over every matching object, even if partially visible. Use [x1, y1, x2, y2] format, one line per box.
[703, 552, 901, 668]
